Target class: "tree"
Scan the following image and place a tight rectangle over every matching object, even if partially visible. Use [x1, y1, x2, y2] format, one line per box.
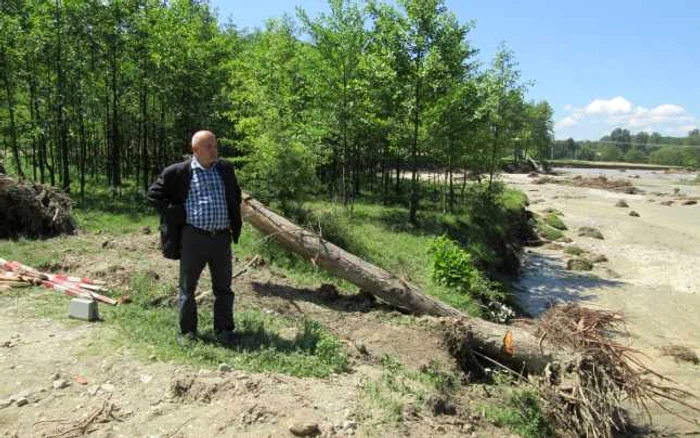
[227, 18, 323, 207]
[478, 45, 527, 190]
[299, 0, 370, 205]
[599, 144, 623, 162]
[609, 128, 632, 153]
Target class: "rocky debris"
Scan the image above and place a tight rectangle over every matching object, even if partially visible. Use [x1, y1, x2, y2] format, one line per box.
[682, 200, 697, 206]
[53, 379, 70, 390]
[0, 399, 12, 409]
[590, 254, 608, 264]
[567, 258, 594, 271]
[15, 397, 28, 407]
[578, 227, 604, 240]
[289, 422, 320, 437]
[217, 363, 232, 373]
[629, 211, 640, 217]
[659, 200, 674, 206]
[615, 200, 629, 208]
[603, 268, 621, 279]
[241, 404, 276, 425]
[542, 243, 564, 251]
[140, 374, 153, 384]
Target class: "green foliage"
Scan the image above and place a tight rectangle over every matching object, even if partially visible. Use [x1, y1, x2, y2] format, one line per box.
[624, 147, 647, 163]
[599, 144, 624, 162]
[544, 213, 567, 231]
[360, 355, 459, 424]
[649, 146, 687, 167]
[484, 389, 553, 438]
[429, 235, 504, 303]
[537, 221, 564, 241]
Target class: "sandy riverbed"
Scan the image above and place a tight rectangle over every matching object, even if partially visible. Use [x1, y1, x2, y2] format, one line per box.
[504, 168, 700, 434]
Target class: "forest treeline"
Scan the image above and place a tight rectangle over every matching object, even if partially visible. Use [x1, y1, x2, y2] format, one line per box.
[554, 128, 700, 167]
[1, 0, 554, 220]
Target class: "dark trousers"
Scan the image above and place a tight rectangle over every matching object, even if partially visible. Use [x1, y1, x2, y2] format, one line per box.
[178, 225, 234, 334]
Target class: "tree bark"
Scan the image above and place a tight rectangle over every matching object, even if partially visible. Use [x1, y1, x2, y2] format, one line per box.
[240, 193, 563, 374]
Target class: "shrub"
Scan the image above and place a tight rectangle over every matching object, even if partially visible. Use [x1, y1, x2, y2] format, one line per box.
[429, 236, 503, 304]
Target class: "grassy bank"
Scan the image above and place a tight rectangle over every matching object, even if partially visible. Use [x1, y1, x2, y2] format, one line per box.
[250, 182, 533, 317]
[0, 180, 533, 372]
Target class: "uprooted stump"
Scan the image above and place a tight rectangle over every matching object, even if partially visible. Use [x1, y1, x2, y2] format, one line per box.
[0, 176, 76, 239]
[534, 305, 699, 438]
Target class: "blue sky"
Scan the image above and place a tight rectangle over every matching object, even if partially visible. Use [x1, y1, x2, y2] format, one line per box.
[210, 0, 699, 140]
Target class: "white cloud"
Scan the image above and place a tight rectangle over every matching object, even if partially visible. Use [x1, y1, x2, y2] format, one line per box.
[584, 96, 633, 115]
[564, 104, 573, 111]
[556, 96, 697, 139]
[650, 104, 685, 117]
[555, 116, 578, 128]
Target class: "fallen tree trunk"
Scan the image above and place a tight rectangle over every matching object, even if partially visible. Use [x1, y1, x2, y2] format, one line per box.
[240, 193, 563, 374]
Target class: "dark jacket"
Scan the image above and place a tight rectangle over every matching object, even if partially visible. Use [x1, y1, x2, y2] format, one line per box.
[147, 158, 243, 260]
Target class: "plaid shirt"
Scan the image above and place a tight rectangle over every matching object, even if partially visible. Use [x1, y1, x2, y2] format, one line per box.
[185, 157, 229, 231]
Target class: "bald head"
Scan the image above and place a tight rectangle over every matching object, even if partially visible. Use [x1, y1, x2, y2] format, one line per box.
[191, 130, 218, 168]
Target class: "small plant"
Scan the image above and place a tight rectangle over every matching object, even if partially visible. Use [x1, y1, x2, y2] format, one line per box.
[429, 236, 504, 305]
[485, 389, 553, 438]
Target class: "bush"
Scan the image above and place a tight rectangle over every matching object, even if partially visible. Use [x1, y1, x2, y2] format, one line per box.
[429, 236, 503, 304]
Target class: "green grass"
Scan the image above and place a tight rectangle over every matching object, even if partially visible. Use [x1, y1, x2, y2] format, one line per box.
[483, 388, 553, 438]
[1, 180, 532, 376]
[359, 355, 459, 424]
[103, 304, 348, 378]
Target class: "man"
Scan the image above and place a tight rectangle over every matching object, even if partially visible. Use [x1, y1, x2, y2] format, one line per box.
[0, 151, 6, 175]
[147, 130, 242, 346]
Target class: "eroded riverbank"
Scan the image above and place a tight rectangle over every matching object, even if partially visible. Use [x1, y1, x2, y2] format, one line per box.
[506, 168, 700, 434]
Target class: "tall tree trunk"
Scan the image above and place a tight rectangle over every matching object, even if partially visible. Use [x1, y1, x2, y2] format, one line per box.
[408, 74, 421, 224]
[55, 0, 69, 191]
[79, 112, 87, 201]
[109, 33, 121, 195]
[395, 155, 401, 198]
[1, 55, 24, 178]
[448, 163, 454, 213]
[140, 85, 149, 192]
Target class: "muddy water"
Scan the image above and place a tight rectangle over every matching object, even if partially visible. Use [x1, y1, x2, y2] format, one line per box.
[504, 169, 700, 434]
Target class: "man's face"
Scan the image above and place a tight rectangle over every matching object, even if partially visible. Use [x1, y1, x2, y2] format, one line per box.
[193, 135, 218, 167]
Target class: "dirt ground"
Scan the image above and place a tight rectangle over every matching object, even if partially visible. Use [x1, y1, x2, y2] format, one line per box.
[0, 232, 515, 438]
[505, 168, 700, 435]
